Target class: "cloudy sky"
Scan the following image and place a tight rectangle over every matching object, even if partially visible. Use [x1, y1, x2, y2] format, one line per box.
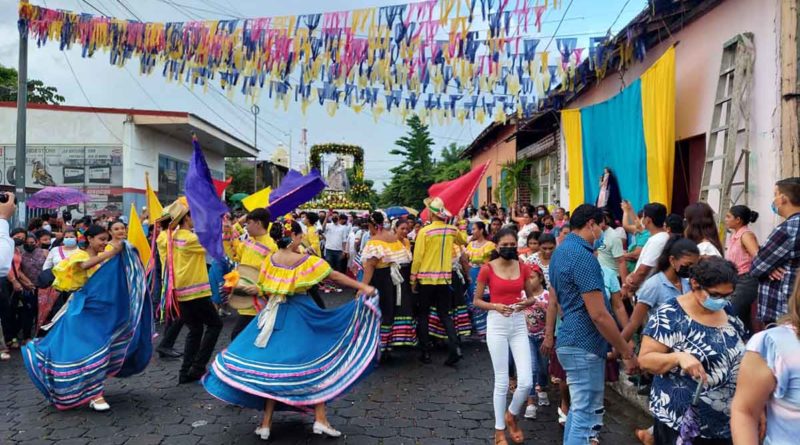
[0, 0, 643, 189]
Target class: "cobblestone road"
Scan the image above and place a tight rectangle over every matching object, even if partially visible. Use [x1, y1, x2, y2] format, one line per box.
[1, 293, 650, 444]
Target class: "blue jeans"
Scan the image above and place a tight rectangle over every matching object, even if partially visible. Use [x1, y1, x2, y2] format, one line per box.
[529, 336, 549, 393]
[324, 250, 343, 272]
[557, 346, 606, 445]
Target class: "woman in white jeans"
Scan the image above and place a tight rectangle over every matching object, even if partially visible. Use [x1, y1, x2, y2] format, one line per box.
[473, 228, 538, 445]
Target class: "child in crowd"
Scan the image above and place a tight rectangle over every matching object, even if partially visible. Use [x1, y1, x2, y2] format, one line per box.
[523, 265, 550, 419]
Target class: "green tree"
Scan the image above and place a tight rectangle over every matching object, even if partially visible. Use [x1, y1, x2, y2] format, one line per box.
[379, 115, 434, 209]
[495, 158, 535, 208]
[0, 65, 65, 104]
[432, 142, 471, 182]
[225, 158, 255, 195]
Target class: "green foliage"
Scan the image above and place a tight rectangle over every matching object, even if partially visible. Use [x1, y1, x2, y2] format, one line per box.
[379, 115, 434, 209]
[495, 158, 535, 207]
[225, 158, 255, 196]
[0, 65, 65, 105]
[432, 142, 470, 182]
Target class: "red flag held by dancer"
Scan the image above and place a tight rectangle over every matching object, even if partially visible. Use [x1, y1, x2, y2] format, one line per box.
[420, 162, 489, 221]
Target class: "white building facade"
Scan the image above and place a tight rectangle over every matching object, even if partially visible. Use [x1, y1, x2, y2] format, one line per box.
[0, 102, 256, 220]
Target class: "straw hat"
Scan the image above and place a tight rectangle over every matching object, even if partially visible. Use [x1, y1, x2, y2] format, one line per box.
[158, 197, 190, 228]
[423, 196, 451, 220]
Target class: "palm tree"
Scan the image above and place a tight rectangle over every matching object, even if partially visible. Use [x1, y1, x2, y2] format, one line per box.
[495, 158, 536, 207]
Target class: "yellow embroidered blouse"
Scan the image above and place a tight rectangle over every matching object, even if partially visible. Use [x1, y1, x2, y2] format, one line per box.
[361, 239, 412, 269]
[230, 232, 277, 316]
[257, 254, 332, 297]
[465, 241, 496, 265]
[52, 250, 99, 292]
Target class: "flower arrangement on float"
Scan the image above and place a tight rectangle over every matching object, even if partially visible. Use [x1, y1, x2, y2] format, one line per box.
[302, 143, 371, 211]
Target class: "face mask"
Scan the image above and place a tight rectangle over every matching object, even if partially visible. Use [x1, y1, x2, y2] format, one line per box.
[78, 241, 88, 249]
[63, 238, 77, 248]
[23, 245, 35, 253]
[675, 265, 692, 278]
[14, 238, 23, 247]
[537, 210, 546, 216]
[42, 224, 52, 232]
[771, 201, 779, 215]
[544, 224, 554, 230]
[701, 293, 729, 312]
[498, 246, 518, 260]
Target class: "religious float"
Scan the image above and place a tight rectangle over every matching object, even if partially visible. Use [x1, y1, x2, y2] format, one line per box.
[301, 143, 371, 212]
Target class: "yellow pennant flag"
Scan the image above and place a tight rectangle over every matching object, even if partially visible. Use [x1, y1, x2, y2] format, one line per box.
[128, 204, 152, 267]
[144, 172, 163, 221]
[241, 187, 272, 212]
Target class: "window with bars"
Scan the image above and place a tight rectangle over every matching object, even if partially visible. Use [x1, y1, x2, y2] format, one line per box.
[528, 152, 559, 206]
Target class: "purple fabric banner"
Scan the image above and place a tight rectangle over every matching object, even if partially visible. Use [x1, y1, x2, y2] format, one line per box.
[185, 137, 229, 260]
[268, 169, 327, 220]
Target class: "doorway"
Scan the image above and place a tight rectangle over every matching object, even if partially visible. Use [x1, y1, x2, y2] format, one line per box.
[671, 134, 705, 214]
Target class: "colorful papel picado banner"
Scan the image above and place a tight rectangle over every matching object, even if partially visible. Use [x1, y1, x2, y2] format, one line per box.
[15, 0, 601, 125]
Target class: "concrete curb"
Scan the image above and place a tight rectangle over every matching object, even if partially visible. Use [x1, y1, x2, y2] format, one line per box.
[608, 371, 651, 413]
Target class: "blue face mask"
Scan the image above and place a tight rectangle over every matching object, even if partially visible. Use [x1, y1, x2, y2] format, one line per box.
[701, 292, 729, 312]
[63, 238, 77, 248]
[771, 202, 779, 215]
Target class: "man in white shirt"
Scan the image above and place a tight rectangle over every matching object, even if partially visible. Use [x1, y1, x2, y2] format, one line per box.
[323, 213, 349, 273]
[596, 212, 627, 283]
[0, 193, 17, 277]
[623, 202, 668, 296]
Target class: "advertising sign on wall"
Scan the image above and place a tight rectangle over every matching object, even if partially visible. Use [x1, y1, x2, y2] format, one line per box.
[0, 145, 123, 217]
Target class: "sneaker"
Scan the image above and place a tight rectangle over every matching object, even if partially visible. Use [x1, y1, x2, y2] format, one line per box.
[537, 391, 550, 406]
[558, 407, 567, 426]
[524, 404, 537, 419]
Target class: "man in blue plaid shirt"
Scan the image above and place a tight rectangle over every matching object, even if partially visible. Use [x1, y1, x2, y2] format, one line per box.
[751, 177, 800, 324]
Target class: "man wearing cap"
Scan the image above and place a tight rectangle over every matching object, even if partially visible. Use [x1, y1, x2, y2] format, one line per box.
[161, 197, 223, 384]
[411, 197, 467, 366]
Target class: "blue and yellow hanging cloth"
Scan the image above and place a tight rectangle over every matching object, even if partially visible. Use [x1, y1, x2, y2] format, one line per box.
[562, 46, 676, 213]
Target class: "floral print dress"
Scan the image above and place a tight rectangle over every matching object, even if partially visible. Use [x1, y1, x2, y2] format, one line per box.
[643, 300, 745, 439]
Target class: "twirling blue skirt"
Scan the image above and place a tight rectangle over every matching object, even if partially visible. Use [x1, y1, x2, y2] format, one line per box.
[467, 265, 489, 336]
[202, 294, 381, 410]
[23, 245, 153, 410]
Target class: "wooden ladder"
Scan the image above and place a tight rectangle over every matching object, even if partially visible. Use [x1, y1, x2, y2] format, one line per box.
[699, 33, 755, 225]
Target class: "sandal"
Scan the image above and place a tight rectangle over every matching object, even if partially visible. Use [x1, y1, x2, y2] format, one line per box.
[504, 411, 524, 444]
[494, 430, 509, 445]
[635, 428, 654, 445]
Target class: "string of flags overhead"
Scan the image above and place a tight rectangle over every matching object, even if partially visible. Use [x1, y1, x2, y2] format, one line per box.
[17, 0, 648, 124]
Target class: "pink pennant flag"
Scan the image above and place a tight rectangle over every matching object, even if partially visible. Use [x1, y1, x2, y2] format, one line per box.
[534, 5, 546, 32]
[573, 47, 584, 64]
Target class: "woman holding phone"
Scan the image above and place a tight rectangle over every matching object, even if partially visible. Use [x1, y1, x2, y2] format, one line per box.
[472, 228, 539, 445]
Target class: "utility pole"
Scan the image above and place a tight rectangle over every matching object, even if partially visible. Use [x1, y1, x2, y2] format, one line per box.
[251, 104, 259, 193]
[15, 4, 29, 227]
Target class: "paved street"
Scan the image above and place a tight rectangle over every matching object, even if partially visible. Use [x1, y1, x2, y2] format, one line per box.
[1, 293, 650, 444]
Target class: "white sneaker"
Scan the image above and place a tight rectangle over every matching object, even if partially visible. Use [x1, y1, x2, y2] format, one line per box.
[254, 427, 270, 440]
[537, 391, 550, 406]
[313, 421, 342, 437]
[524, 404, 537, 419]
[89, 398, 110, 412]
[558, 407, 567, 426]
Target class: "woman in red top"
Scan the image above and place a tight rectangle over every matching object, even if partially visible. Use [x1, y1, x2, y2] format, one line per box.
[473, 228, 539, 445]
